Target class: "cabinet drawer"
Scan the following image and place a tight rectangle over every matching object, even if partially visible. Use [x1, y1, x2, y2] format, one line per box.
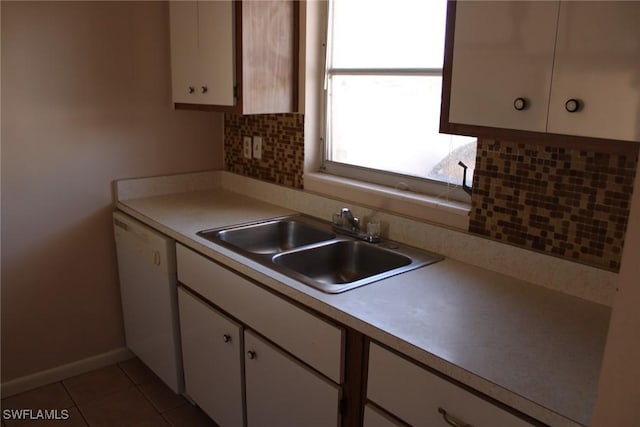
[367, 343, 534, 427]
[177, 244, 344, 383]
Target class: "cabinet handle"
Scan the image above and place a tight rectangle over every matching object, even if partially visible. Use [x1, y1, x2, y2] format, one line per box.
[201, 86, 208, 94]
[437, 408, 473, 427]
[247, 350, 257, 360]
[513, 97, 528, 111]
[188, 86, 195, 94]
[565, 98, 582, 113]
[223, 334, 231, 343]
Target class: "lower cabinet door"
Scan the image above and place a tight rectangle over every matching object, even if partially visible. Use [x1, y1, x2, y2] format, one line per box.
[244, 330, 341, 427]
[178, 287, 244, 427]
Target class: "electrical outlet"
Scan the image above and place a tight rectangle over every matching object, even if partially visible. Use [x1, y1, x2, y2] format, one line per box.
[243, 136, 252, 159]
[252, 136, 263, 160]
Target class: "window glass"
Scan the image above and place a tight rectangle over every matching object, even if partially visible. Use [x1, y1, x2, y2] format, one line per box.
[331, 0, 447, 69]
[324, 0, 477, 192]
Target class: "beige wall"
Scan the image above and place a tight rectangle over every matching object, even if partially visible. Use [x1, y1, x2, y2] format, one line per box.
[592, 159, 640, 423]
[1, 1, 223, 382]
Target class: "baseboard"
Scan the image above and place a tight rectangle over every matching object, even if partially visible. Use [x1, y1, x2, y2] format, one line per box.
[1, 347, 134, 398]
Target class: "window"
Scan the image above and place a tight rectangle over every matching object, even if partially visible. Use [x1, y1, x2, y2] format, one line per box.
[322, 0, 476, 201]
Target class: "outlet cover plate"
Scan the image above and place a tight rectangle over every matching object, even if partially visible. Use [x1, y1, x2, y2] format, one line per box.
[252, 136, 263, 160]
[243, 137, 252, 159]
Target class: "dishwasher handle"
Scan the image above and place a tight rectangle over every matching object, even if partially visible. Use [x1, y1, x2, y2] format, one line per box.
[113, 211, 176, 274]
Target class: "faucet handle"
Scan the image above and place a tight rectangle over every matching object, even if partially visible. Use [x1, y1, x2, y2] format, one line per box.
[338, 208, 360, 230]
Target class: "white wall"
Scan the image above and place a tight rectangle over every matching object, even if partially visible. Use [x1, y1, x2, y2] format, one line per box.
[592, 165, 640, 423]
[1, 1, 223, 382]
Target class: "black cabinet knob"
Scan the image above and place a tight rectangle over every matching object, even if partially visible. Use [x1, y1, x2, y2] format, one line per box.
[565, 98, 582, 113]
[188, 86, 195, 94]
[247, 351, 257, 360]
[201, 86, 208, 94]
[513, 97, 528, 111]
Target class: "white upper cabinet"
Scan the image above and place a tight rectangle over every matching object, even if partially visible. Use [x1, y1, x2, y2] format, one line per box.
[445, 0, 640, 143]
[168, 0, 298, 114]
[449, 1, 558, 132]
[169, 1, 235, 106]
[547, 1, 640, 142]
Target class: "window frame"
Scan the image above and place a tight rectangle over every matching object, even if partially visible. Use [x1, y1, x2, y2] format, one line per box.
[319, 0, 473, 204]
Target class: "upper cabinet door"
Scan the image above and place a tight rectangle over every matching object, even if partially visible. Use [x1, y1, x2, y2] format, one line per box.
[197, 0, 235, 106]
[448, 1, 558, 132]
[241, 0, 296, 114]
[169, 1, 235, 106]
[547, 1, 640, 142]
[169, 1, 199, 104]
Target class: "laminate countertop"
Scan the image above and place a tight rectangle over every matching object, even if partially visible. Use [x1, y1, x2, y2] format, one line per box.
[116, 188, 610, 427]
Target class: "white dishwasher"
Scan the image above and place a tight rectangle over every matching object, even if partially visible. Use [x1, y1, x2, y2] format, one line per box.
[113, 211, 184, 393]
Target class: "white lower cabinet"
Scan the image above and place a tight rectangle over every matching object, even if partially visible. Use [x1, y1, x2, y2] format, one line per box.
[244, 330, 341, 427]
[176, 244, 344, 426]
[367, 343, 534, 427]
[176, 243, 534, 426]
[363, 404, 406, 427]
[178, 287, 244, 427]
[176, 244, 344, 383]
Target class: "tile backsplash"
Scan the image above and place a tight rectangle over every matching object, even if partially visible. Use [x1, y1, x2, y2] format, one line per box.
[223, 113, 637, 272]
[224, 113, 304, 189]
[470, 139, 638, 271]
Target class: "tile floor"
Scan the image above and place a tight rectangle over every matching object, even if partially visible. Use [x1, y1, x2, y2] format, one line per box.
[1, 358, 217, 427]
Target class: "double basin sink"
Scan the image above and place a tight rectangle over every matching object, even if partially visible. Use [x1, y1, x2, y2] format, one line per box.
[198, 215, 443, 293]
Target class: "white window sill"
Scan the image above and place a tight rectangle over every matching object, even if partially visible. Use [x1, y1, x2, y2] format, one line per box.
[304, 172, 470, 231]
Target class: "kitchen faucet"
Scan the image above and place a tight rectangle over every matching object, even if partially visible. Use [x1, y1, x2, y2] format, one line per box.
[332, 208, 380, 243]
[340, 208, 360, 231]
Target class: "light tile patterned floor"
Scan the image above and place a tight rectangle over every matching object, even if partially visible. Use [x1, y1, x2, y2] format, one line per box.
[1, 358, 216, 427]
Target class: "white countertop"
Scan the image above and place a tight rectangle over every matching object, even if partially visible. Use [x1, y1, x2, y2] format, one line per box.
[116, 187, 609, 427]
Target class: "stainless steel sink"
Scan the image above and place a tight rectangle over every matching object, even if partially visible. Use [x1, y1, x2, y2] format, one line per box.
[273, 240, 423, 293]
[198, 217, 335, 255]
[198, 215, 442, 293]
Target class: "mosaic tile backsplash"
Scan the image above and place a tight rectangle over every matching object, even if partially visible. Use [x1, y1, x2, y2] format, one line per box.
[224, 113, 304, 189]
[224, 113, 637, 271]
[470, 139, 638, 271]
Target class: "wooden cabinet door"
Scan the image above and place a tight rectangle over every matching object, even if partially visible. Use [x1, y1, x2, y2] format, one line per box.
[178, 287, 244, 427]
[547, 1, 640, 142]
[241, 0, 297, 114]
[244, 330, 341, 427]
[448, 1, 558, 132]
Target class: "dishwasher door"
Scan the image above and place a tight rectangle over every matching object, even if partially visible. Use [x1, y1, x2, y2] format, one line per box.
[113, 211, 184, 393]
